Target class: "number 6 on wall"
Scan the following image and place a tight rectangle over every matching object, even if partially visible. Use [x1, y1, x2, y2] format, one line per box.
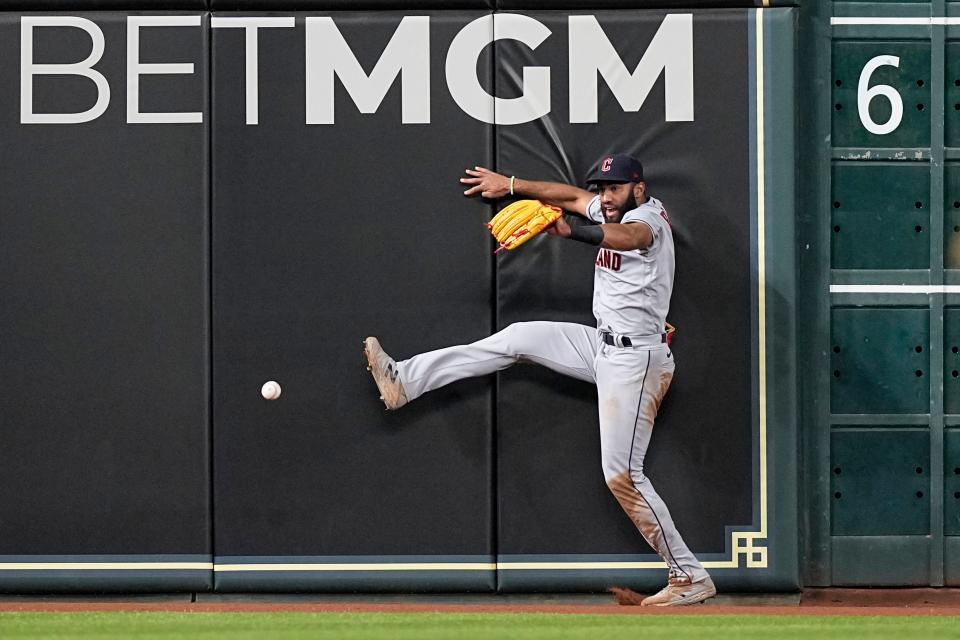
[857, 55, 903, 135]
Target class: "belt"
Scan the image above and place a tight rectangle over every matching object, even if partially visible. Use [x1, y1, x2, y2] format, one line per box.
[600, 331, 666, 348]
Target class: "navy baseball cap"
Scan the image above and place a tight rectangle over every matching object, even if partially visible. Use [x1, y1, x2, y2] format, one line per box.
[585, 153, 644, 184]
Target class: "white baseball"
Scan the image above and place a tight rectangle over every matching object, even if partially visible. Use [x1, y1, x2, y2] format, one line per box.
[261, 380, 282, 400]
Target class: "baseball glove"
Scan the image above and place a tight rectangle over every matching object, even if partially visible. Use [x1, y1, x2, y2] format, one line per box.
[487, 200, 563, 252]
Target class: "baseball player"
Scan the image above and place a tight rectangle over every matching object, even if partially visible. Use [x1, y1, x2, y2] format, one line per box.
[363, 154, 715, 606]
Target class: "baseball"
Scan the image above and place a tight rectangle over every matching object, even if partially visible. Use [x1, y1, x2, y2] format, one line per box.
[261, 380, 282, 400]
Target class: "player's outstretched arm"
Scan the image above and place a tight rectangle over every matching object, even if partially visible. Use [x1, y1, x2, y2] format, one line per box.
[549, 218, 653, 251]
[460, 166, 595, 216]
[600, 222, 654, 251]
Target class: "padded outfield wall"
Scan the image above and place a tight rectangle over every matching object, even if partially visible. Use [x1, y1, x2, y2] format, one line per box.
[0, 1, 798, 592]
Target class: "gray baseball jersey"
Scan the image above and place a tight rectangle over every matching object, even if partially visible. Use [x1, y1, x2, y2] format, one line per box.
[585, 195, 675, 337]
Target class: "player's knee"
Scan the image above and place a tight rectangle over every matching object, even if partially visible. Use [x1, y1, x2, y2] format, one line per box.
[499, 322, 536, 361]
[601, 458, 626, 485]
[601, 460, 649, 490]
[629, 468, 650, 488]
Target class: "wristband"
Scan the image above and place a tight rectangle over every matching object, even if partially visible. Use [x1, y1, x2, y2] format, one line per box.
[567, 220, 604, 246]
[509, 176, 516, 195]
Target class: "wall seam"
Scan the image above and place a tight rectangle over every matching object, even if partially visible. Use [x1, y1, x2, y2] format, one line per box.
[207, 10, 217, 592]
[929, 0, 946, 587]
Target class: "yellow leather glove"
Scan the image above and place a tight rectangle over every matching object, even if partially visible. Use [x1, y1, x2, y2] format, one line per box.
[486, 200, 563, 252]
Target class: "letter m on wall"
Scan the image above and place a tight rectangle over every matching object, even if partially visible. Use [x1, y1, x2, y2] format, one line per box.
[305, 16, 430, 124]
[568, 14, 693, 124]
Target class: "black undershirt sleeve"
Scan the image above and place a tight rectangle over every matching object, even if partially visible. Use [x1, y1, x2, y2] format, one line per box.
[563, 213, 604, 246]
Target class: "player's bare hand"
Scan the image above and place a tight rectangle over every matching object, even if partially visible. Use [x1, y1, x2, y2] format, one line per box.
[546, 215, 571, 238]
[461, 166, 510, 198]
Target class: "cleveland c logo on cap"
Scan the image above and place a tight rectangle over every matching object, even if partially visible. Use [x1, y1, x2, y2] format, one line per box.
[601, 157, 613, 172]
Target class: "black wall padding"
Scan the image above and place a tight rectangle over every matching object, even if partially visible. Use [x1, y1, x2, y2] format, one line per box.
[0, 14, 210, 561]
[212, 12, 496, 562]
[495, 10, 753, 562]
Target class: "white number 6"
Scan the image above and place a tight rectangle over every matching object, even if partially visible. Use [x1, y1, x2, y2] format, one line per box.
[857, 55, 903, 135]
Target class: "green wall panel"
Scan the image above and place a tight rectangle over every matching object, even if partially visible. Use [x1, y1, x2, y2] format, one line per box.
[832, 40, 931, 148]
[831, 430, 931, 535]
[832, 163, 931, 269]
[947, 537, 960, 586]
[945, 164, 960, 269]
[945, 42, 960, 148]
[947, 430, 960, 536]
[944, 308, 960, 413]
[831, 307, 930, 414]
[832, 536, 931, 586]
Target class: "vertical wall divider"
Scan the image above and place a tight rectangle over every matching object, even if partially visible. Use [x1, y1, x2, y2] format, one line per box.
[208, 9, 217, 590]
[929, 0, 947, 587]
[800, 0, 834, 586]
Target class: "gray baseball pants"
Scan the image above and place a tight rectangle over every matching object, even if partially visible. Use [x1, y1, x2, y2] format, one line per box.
[396, 320, 709, 583]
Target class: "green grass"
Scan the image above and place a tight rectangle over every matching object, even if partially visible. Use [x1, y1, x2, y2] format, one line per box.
[1, 612, 959, 640]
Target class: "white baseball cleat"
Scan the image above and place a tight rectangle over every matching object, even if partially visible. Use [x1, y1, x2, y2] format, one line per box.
[363, 337, 408, 410]
[641, 573, 716, 607]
